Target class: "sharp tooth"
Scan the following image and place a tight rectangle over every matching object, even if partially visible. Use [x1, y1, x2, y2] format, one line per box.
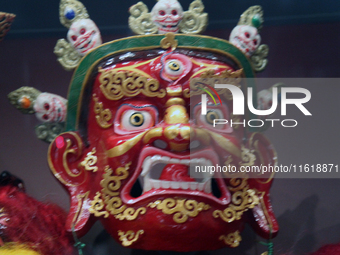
[181, 182, 189, 190]
[180, 159, 190, 165]
[143, 176, 151, 192]
[169, 158, 180, 164]
[170, 181, 180, 189]
[141, 157, 151, 176]
[161, 181, 170, 189]
[152, 180, 161, 189]
[190, 182, 197, 190]
[198, 183, 204, 191]
[204, 179, 212, 193]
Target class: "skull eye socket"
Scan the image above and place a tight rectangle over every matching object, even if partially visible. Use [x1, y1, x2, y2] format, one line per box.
[44, 103, 50, 111]
[42, 114, 49, 120]
[159, 10, 166, 16]
[245, 32, 250, 38]
[71, 35, 77, 41]
[253, 39, 258, 45]
[80, 28, 86, 34]
[171, 10, 178, 16]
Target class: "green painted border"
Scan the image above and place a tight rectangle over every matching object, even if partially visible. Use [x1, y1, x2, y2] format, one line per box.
[65, 34, 256, 131]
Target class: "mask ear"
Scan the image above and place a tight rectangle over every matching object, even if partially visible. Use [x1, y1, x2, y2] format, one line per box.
[48, 132, 95, 235]
[243, 132, 279, 238]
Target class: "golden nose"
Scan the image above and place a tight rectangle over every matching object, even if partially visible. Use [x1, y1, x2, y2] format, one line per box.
[164, 105, 189, 124]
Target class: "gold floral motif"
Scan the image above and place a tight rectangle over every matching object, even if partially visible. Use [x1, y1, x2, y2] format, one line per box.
[89, 192, 109, 218]
[7, 86, 41, 114]
[54, 39, 82, 71]
[118, 230, 144, 247]
[251, 44, 269, 72]
[179, 0, 208, 34]
[93, 94, 113, 128]
[101, 163, 146, 220]
[219, 230, 242, 247]
[59, 0, 89, 28]
[80, 147, 98, 172]
[240, 145, 256, 167]
[128, 2, 157, 35]
[148, 198, 210, 223]
[213, 187, 259, 223]
[99, 69, 166, 100]
[199, 69, 243, 79]
[188, 73, 242, 101]
[238, 6, 264, 31]
[160, 33, 178, 50]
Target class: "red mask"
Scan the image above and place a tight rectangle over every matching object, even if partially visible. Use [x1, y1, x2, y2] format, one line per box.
[48, 34, 278, 251]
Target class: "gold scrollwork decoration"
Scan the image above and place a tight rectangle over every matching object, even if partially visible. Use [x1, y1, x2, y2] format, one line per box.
[118, 230, 144, 247]
[188, 70, 243, 100]
[99, 69, 166, 101]
[80, 147, 98, 172]
[219, 230, 242, 248]
[100, 163, 146, 220]
[148, 198, 210, 223]
[213, 187, 259, 223]
[160, 33, 178, 50]
[240, 145, 256, 167]
[89, 192, 109, 218]
[179, 0, 208, 34]
[128, 2, 157, 35]
[251, 44, 269, 72]
[54, 39, 82, 71]
[59, 0, 89, 29]
[93, 94, 113, 128]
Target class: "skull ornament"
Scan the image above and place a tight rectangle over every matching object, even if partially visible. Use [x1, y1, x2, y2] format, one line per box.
[33, 93, 67, 123]
[151, 0, 183, 34]
[229, 25, 261, 57]
[48, 34, 278, 251]
[67, 18, 102, 56]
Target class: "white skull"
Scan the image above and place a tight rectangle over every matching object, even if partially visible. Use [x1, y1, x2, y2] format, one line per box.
[151, 0, 183, 34]
[257, 89, 272, 111]
[33, 93, 67, 123]
[67, 18, 102, 56]
[229, 25, 261, 57]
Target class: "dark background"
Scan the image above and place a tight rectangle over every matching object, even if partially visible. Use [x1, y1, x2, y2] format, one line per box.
[0, 1, 340, 254]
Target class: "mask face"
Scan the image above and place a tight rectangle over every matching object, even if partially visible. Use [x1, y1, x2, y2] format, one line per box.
[34, 93, 67, 123]
[49, 47, 278, 251]
[67, 18, 102, 56]
[230, 25, 261, 57]
[151, 0, 183, 34]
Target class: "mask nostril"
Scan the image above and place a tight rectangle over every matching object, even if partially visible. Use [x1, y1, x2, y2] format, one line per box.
[153, 139, 168, 149]
[189, 140, 201, 150]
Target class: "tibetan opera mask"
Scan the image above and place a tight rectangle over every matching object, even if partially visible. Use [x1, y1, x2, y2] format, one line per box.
[48, 33, 278, 251]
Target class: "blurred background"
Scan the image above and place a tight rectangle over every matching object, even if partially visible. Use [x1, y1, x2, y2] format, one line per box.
[0, 0, 340, 254]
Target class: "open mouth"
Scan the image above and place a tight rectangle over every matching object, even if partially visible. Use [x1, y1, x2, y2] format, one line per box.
[123, 147, 231, 204]
[233, 36, 253, 53]
[78, 31, 96, 53]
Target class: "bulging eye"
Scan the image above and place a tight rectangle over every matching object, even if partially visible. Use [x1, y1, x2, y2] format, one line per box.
[164, 59, 184, 79]
[253, 39, 258, 45]
[121, 110, 153, 131]
[205, 110, 221, 125]
[159, 10, 166, 16]
[71, 35, 77, 41]
[245, 32, 250, 38]
[80, 28, 86, 34]
[171, 10, 178, 15]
